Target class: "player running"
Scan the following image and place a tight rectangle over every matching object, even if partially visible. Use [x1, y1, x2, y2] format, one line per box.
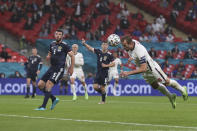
[82, 39, 114, 104]
[66, 44, 88, 100]
[24, 47, 42, 98]
[107, 52, 123, 96]
[120, 35, 188, 109]
[35, 29, 74, 110]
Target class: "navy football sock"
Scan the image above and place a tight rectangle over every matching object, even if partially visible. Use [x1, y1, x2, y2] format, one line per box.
[102, 93, 106, 102]
[41, 91, 51, 108]
[50, 94, 56, 102]
[26, 86, 30, 95]
[32, 86, 36, 95]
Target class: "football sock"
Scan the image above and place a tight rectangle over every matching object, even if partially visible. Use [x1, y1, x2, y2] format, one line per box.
[71, 84, 76, 96]
[114, 82, 118, 89]
[32, 86, 36, 95]
[41, 91, 51, 108]
[50, 94, 56, 102]
[83, 84, 88, 94]
[169, 79, 185, 94]
[102, 92, 106, 102]
[26, 85, 30, 95]
[157, 83, 172, 98]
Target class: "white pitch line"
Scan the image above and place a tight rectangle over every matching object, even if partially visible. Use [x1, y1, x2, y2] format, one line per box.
[0, 114, 196, 130]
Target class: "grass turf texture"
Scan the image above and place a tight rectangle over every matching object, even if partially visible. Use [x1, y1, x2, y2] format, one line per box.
[0, 95, 197, 131]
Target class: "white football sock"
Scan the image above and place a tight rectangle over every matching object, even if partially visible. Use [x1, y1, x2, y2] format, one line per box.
[157, 83, 172, 99]
[169, 79, 185, 94]
[83, 84, 87, 94]
[71, 84, 76, 96]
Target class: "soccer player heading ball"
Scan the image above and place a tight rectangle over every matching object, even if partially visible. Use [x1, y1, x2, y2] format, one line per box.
[120, 35, 188, 109]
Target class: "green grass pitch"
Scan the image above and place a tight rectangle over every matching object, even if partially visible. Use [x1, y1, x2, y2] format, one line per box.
[0, 95, 197, 131]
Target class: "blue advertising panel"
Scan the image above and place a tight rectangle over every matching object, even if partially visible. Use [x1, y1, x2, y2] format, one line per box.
[0, 78, 196, 96]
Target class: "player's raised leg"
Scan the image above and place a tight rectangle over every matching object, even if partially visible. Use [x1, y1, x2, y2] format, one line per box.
[113, 78, 119, 96]
[166, 78, 188, 101]
[151, 81, 176, 109]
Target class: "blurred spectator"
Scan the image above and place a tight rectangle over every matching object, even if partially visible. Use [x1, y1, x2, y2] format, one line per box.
[148, 32, 159, 43]
[103, 15, 110, 28]
[95, 30, 101, 40]
[65, 0, 73, 8]
[171, 44, 179, 55]
[170, 9, 179, 25]
[114, 25, 124, 36]
[62, 24, 69, 37]
[99, 23, 106, 36]
[121, 7, 130, 17]
[19, 35, 26, 51]
[10, 12, 20, 22]
[120, 16, 130, 29]
[9, 71, 23, 78]
[0, 3, 8, 14]
[158, 33, 166, 42]
[0, 47, 11, 61]
[191, 70, 197, 78]
[177, 61, 185, 72]
[165, 25, 173, 35]
[74, 2, 82, 17]
[156, 15, 166, 27]
[144, 24, 152, 33]
[132, 27, 142, 37]
[139, 34, 149, 42]
[24, 17, 34, 30]
[173, 0, 185, 11]
[161, 59, 169, 69]
[185, 48, 194, 59]
[118, 0, 126, 10]
[0, 73, 5, 78]
[96, 0, 110, 15]
[166, 33, 174, 42]
[174, 68, 184, 79]
[191, 46, 196, 54]
[185, 9, 196, 21]
[132, 10, 144, 20]
[32, 12, 40, 23]
[50, 14, 57, 24]
[186, 34, 193, 42]
[44, 0, 51, 13]
[149, 47, 157, 58]
[39, 28, 49, 37]
[160, 0, 169, 8]
[165, 51, 173, 59]
[83, 0, 91, 8]
[152, 19, 162, 33]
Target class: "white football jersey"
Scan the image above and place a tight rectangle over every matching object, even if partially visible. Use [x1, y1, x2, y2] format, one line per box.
[109, 58, 121, 72]
[66, 52, 84, 70]
[127, 39, 154, 72]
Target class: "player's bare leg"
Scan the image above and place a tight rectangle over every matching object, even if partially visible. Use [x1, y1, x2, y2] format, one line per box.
[70, 78, 77, 101]
[93, 84, 104, 104]
[166, 78, 188, 101]
[81, 81, 88, 100]
[25, 78, 31, 98]
[151, 81, 176, 109]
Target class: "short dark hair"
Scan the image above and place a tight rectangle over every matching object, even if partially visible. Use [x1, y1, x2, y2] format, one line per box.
[56, 29, 64, 35]
[121, 35, 132, 44]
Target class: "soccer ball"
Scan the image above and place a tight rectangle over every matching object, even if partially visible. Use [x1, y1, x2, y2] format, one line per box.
[107, 34, 120, 46]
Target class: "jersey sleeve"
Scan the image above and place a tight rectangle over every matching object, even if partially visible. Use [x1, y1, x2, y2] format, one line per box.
[64, 44, 71, 54]
[136, 47, 146, 64]
[118, 59, 122, 65]
[94, 48, 101, 55]
[109, 54, 114, 62]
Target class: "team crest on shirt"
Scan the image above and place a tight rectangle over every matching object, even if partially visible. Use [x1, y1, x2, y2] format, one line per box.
[103, 56, 107, 61]
[58, 46, 62, 52]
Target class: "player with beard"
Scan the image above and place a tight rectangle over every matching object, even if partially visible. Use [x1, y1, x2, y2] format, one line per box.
[35, 29, 75, 110]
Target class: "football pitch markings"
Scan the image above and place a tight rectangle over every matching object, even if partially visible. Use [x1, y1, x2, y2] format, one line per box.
[0, 113, 197, 130]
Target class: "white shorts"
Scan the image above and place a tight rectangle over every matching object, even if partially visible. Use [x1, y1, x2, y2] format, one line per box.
[70, 69, 85, 82]
[143, 61, 168, 84]
[108, 70, 119, 82]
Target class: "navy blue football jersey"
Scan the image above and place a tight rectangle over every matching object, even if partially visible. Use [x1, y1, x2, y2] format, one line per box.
[25, 55, 42, 71]
[49, 41, 71, 67]
[94, 49, 114, 74]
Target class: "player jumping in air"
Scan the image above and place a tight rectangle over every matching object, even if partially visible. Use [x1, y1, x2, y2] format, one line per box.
[82, 39, 114, 104]
[66, 44, 88, 100]
[120, 35, 188, 109]
[35, 29, 74, 110]
[24, 48, 42, 98]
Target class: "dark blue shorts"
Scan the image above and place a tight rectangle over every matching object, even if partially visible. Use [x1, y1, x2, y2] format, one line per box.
[94, 72, 108, 86]
[41, 66, 64, 84]
[26, 70, 37, 81]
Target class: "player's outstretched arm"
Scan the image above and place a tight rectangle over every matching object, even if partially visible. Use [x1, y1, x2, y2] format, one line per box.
[68, 51, 75, 75]
[46, 52, 51, 61]
[120, 63, 147, 77]
[81, 38, 94, 53]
